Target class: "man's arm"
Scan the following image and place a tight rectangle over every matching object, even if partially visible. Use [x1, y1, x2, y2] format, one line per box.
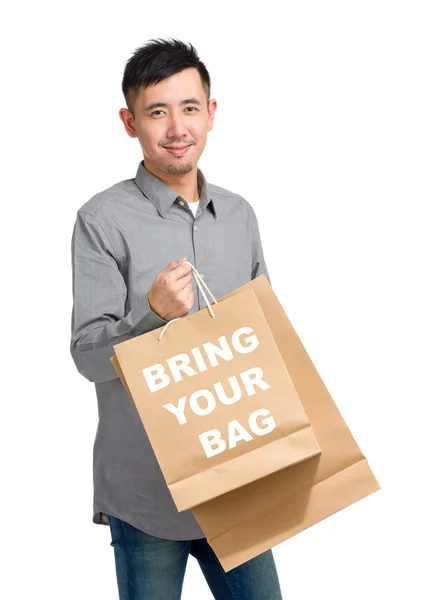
[70, 210, 168, 384]
[246, 202, 272, 285]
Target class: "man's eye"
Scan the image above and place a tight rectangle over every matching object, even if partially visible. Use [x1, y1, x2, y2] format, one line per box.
[185, 107, 199, 112]
[151, 110, 165, 116]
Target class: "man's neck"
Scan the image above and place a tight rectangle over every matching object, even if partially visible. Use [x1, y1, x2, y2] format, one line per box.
[143, 159, 199, 203]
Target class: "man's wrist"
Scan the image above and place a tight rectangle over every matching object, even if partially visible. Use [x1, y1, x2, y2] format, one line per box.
[147, 293, 167, 323]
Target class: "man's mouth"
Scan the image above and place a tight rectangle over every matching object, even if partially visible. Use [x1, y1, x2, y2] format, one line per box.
[165, 145, 191, 156]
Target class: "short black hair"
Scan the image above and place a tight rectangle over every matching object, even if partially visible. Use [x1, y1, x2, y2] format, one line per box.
[122, 38, 211, 116]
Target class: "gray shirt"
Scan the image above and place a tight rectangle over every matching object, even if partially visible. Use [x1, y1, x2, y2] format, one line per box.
[70, 160, 271, 540]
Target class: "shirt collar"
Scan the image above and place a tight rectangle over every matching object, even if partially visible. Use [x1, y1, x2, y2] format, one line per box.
[134, 160, 217, 219]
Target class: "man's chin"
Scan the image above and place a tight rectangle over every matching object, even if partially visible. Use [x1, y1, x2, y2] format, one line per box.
[167, 160, 194, 176]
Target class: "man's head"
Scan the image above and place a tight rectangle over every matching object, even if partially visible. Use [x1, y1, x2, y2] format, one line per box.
[119, 38, 217, 177]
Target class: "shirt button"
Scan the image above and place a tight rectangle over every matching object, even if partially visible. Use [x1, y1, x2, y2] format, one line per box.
[200, 273, 205, 278]
[179, 200, 185, 206]
[194, 225, 198, 231]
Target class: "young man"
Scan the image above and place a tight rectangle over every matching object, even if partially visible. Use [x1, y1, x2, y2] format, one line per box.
[70, 38, 282, 599]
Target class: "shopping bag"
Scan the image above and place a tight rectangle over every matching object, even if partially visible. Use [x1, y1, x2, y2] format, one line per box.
[110, 264, 321, 512]
[189, 274, 380, 571]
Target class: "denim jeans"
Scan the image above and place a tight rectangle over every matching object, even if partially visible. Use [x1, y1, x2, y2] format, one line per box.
[108, 515, 283, 599]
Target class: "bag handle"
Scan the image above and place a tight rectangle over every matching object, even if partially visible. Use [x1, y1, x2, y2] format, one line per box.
[157, 261, 218, 341]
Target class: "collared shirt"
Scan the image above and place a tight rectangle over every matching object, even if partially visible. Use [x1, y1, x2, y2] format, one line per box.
[70, 160, 271, 540]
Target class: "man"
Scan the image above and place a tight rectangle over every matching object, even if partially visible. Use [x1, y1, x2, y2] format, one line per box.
[70, 37, 282, 599]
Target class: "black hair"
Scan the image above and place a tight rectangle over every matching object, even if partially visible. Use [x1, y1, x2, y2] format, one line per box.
[122, 38, 211, 116]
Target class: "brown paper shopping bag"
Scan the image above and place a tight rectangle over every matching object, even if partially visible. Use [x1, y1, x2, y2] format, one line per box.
[189, 274, 380, 572]
[110, 264, 320, 512]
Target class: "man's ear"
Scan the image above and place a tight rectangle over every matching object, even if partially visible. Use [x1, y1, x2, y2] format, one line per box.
[207, 99, 217, 132]
[119, 108, 138, 139]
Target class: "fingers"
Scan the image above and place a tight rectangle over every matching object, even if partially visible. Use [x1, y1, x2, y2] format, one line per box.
[178, 270, 193, 290]
[173, 278, 194, 316]
[166, 257, 188, 272]
[168, 259, 192, 281]
[159, 257, 192, 284]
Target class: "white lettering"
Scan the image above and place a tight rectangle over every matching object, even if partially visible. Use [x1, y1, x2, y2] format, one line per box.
[142, 327, 261, 389]
[249, 408, 276, 436]
[214, 376, 242, 405]
[203, 335, 234, 367]
[142, 364, 170, 393]
[198, 409, 276, 458]
[191, 346, 208, 372]
[232, 327, 259, 354]
[228, 419, 254, 448]
[162, 396, 188, 425]
[190, 389, 216, 416]
[161, 370, 271, 424]
[239, 367, 271, 396]
[198, 429, 227, 458]
[167, 354, 197, 382]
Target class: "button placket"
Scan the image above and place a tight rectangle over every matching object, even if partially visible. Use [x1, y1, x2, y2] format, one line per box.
[192, 221, 203, 309]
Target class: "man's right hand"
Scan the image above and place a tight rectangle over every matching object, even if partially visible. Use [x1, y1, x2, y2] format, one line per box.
[147, 257, 194, 322]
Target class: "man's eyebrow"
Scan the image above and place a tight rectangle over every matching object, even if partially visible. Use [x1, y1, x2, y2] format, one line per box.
[143, 97, 202, 112]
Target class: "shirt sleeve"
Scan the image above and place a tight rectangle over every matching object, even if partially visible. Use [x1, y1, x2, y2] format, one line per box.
[70, 210, 168, 383]
[247, 203, 272, 286]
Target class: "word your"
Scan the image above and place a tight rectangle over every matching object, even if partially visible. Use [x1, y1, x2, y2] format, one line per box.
[162, 367, 270, 425]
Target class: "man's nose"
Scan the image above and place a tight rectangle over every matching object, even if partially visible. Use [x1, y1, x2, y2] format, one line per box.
[166, 113, 189, 139]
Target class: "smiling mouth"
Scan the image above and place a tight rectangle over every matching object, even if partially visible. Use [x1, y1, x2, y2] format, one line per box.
[165, 145, 192, 156]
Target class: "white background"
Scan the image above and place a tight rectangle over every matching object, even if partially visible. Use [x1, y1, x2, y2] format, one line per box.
[1, 1, 434, 598]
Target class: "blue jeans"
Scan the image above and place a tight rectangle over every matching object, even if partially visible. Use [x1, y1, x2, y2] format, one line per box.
[108, 515, 283, 599]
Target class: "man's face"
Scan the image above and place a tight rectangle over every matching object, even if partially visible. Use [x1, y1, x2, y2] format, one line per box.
[121, 67, 217, 177]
